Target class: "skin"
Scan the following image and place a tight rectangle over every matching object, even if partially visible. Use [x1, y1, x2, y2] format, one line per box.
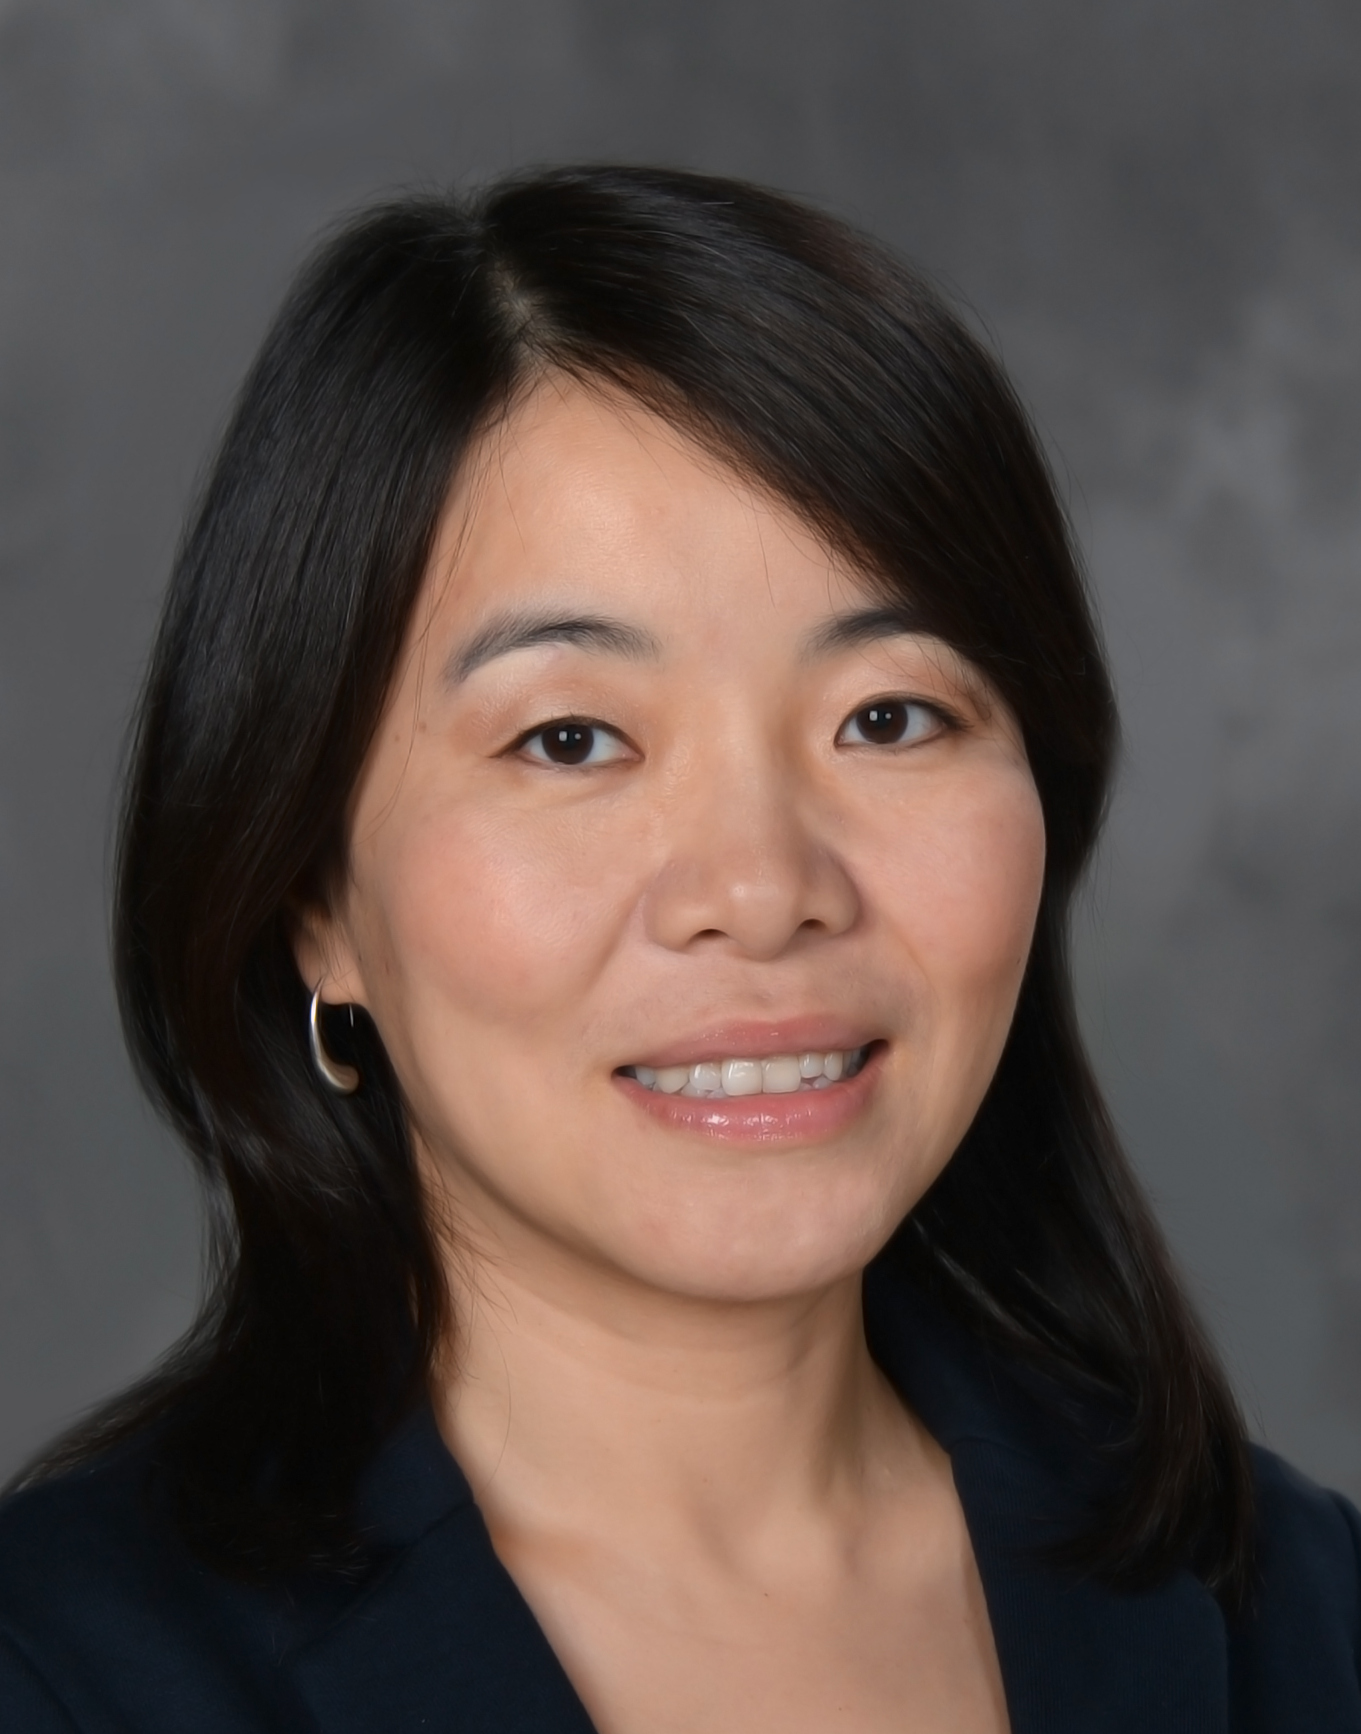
[297, 375, 1045, 1733]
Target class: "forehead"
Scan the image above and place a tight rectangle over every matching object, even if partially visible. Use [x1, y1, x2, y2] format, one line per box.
[421, 375, 875, 630]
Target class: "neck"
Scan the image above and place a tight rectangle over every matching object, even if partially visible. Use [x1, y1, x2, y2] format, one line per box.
[432, 1207, 928, 1561]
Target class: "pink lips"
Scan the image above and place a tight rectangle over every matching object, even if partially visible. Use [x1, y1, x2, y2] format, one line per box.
[623, 1018, 878, 1071]
[615, 1039, 884, 1145]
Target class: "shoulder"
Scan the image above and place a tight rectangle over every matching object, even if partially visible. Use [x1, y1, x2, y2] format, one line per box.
[0, 1438, 164, 1729]
[1230, 1445, 1361, 1715]
[0, 1431, 173, 1653]
[1249, 1443, 1361, 1590]
[0, 1435, 344, 1733]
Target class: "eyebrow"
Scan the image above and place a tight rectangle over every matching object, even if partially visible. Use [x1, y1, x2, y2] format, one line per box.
[444, 611, 663, 685]
[801, 603, 933, 659]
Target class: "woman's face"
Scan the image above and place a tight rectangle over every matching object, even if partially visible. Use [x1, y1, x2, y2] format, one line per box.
[304, 378, 1045, 1304]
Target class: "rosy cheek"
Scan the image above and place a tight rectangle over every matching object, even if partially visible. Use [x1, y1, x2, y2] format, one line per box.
[378, 805, 635, 1024]
[874, 774, 1044, 990]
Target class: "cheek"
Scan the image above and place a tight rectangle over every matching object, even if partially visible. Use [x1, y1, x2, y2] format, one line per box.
[360, 797, 640, 1032]
[870, 767, 1046, 1010]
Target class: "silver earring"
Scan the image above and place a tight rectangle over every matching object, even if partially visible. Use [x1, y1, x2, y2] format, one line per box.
[309, 985, 360, 1095]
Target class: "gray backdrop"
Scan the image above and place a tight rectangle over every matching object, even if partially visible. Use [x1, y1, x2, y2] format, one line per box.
[3, 0, 1359, 1492]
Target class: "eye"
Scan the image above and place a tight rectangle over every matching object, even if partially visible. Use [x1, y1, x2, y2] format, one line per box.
[837, 699, 944, 748]
[517, 719, 632, 767]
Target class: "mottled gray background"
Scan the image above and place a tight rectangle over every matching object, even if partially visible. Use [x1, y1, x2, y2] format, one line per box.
[2, 0, 1359, 1491]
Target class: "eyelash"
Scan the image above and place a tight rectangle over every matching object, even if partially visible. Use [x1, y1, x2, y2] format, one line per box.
[510, 717, 633, 767]
[835, 697, 961, 749]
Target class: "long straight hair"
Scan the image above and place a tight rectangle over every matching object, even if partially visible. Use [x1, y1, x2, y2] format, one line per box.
[20, 166, 1254, 1600]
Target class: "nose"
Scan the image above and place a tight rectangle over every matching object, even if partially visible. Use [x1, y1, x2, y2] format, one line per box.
[643, 759, 861, 960]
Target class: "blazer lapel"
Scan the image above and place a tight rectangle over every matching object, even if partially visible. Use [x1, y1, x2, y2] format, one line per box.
[865, 1261, 1230, 1734]
[289, 1409, 598, 1734]
[952, 1436, 1228, 1734]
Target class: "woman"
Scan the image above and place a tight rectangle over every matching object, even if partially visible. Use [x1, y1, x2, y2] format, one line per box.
[1, 166, 1356, 1733]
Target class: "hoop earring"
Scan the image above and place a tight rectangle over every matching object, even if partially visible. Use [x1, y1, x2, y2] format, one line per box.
[309, 985, 360, 1095]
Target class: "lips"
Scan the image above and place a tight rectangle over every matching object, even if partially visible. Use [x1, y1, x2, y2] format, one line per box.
[613, 1033, 886, 1144]
[619, 1018, 880, 1073]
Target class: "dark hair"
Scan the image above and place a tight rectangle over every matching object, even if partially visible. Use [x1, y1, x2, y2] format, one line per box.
[19, 165, 1253, 1600]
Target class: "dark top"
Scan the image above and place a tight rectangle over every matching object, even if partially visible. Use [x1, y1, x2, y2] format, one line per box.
[2, 1266, 1359, 1733]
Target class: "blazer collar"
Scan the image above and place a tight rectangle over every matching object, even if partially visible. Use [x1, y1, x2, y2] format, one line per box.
[291, 1403, 597, 1734]
[864, 1262, 1230, 1734]
[290, 1266, 1229, 1734]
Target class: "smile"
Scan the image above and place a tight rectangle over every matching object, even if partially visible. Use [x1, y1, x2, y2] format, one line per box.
[620, 1047, 872, 1098]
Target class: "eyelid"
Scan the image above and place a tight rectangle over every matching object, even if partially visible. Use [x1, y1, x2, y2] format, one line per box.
[506, 715, 636, 763]
[835, 695, 963, 745]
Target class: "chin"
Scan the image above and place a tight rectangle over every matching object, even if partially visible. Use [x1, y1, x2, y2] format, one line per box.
[615, 1179, 913, 1304]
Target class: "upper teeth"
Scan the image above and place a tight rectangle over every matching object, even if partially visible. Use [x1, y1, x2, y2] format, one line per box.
[626, 1049, 866, 1097]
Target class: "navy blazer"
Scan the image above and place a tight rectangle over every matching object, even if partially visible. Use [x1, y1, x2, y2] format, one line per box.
[2, 1266, 1360, 1733]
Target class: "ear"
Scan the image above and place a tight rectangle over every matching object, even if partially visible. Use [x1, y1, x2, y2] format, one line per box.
[290, 899, 370, 1010]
